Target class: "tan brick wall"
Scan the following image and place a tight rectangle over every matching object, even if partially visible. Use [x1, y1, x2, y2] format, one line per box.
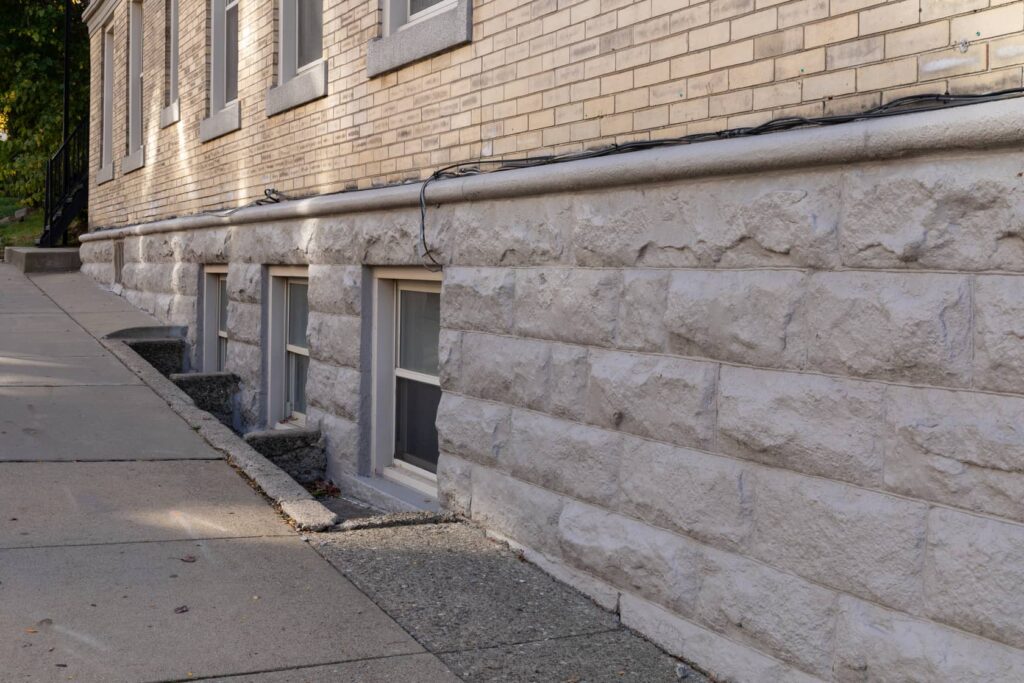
[88, 0, 1024, 227]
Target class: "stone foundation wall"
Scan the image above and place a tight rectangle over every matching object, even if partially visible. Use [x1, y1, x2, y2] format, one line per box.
[80, 139, 1024, 680]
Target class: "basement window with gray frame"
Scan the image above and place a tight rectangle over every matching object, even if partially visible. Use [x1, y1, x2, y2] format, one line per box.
[200, 0, 241, 142]
[267, 267, 310, 427]
[267, 0, 327, 116]
[365, 0, 471, 77]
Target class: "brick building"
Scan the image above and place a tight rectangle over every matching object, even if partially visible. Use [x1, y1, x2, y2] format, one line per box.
[80, 0, 1024, 679]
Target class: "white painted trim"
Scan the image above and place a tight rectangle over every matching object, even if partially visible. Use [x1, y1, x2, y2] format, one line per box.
[204, 264, 229, 274]
[268, 265, 309, 277]
[374, 266, 443, 281]
[382, 464, 438, 497]
[82, 98, 1024, 241]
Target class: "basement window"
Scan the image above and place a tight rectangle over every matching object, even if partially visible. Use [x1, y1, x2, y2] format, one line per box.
[268, 267, 309, 427]
[203, 265, 229, 372]
[98, 23, 114, 184]
[365, 0, 471, 77]
[123, 0, 145, 174]
[371, 268, 442, 495]
[200, 0, 241, 142]
[267, 0, 327, 116]
[161, 0, 180, 128]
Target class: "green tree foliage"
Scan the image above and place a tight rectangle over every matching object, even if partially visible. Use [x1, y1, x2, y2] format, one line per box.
[0, 0, 88, 207]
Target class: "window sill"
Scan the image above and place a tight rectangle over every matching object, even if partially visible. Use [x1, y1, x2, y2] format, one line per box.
[160, 99, 180, 128]
[122, 146, 145, 175]
[267, 60, 328, 117]
[96, 163, 114, 185]
[199, 100, 241, 143]
[366, 0, 472, 77]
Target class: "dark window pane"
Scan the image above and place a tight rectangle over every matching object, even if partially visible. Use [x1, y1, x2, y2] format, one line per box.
[225, 4, 238, 102]
[398, 290, 440, 375]
[288, 352, 308, 414]
[395, 378, 440, 473]
[217, 336, 228, 372]
[297, 0, 322, 69]
[218, 277, 228, 332]
[287, 282, 308, 348]
[409, 0, 444, 17]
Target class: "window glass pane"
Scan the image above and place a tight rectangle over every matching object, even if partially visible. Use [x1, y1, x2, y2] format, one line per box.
[225, 3, 238, 102]
[409, 0, 444, 16]
[398, 289, 440, 375]
[288, 352, 308, 414]
[287, 282, 308, 349]
[218, 276, 228, 332]
[217, 336, 228, 372]
[394, 377, 440, 473]
[296, 0, 322, 69]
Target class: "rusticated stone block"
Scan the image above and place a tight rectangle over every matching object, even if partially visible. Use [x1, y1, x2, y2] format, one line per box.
[974, 275, 1024, 394]
[840, 155, 1024, 271]
[170, 228, 229, 263]
[750, 468, 928, 612]
[305, 216, 360, 265]
[231, 220, 310, 264]
[306, 312, 361, 368]
[226, 263, 262, 304]
[226, 301, 261, 345]
[617, 437, 753, 550]
[352, 210, 421, 266]
[547, 344, 590, 422]
[440, 266, 515, 334]
[435, 393, 511, 466]
[884, 385, 1024, 521]
[798, 271, 972, 386]
[457, 332, 551, 411]
[513, 268, 622, 347]
[171, 262, 200, 296]
[506, 410, 623, 506]
[436, 452, 473, 515]
[615, 270, 669, 352]
[718, 366, 885, 487]
[122, 262, 177, 294]
[835, 596, 1024, 683]
[305, 359, 361, 422]
[925, 507, 1024, 649]
[308, 264, 362, 316]
[310, 407, 360, 477]
[470, 465, 566, 557]
[443, 196, 570, 266]
[585, 349, 716, 450]
[664, 269, 807, 368]
[438, 329, 461, 389]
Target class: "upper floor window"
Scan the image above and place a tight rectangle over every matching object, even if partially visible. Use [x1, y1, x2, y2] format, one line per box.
[98, 24, 114, 184]
[161, 0, 180, 127]
[123, 0, 145, 174]
[267, 0, 327, 116]
[200, 0, 242, 141]
[365, 0, 472, 77]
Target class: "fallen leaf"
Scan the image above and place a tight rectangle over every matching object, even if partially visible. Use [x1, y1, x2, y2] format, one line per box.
[180, 555, 197, 563]
[23, 628, 37, 634]
[174, 605, 189, 614]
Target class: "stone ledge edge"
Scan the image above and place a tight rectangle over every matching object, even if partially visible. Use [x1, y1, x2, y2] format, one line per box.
[100, 336, 339, 531]
[81, 97, 1024, 242]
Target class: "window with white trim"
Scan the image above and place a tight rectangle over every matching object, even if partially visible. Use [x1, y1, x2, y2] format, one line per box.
[267, 0, 327, 116]
[123, 0, 145, 173]
[98, 23, 114, 183]
[203, 266, 229, 372]
[267, 267, 309, 427]
[200, 0, 241, 141]
[161, 0, 180, 127]
[371, 268, 442, 494]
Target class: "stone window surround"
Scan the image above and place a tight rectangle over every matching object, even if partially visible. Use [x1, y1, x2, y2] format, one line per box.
[365, 0, 472, 78]
[267, 0, 327, 117]
[266, 265, 310, 429]
[201, 264, 229, 372]
[200, 0, 241, 143]
[161, 0, 180, 129]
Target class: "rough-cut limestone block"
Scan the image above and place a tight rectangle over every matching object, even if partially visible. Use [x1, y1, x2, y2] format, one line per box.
[616, 437, 753, 551]
[227, 301, 261, 345]
[307, 264, 362, 316]
[616, 270, 669, 352]
[80, 239, 114, 265]
[834, 596, 1024, 682]
[885, 385, 1024, 521]
[974, 276, 1024, 394]
[231, 220, 312, 264]
[123, 236, 144, 263]
[171, 262, 200, 296]
[547, 343, 590, 422]
[171, 228, 229, 263]
[353, 210, 424, 266]
[169, 294, 196, 336]
[925, 507, 1024, 649]
[558, 500, 703, 616]
[750, 468, 928, 612]
[718, 366, 885, 487]
[226, 341, 262, 427]
[435, 393, 511, 466]
[440, 266, 515, 334]
[305, 359, 361, 422]
[457, 332, 551, 411]
[437, 329, 461, 390]
[470, 465, 566, 557]
[305, 215, 360, 265]
[798, 271, 972, 386]
[81, 261, 114, 285]
[139, 234, 175, 262]
[436, 452, 473, 515]
[840, 154, 1024, 271]
[506, 410, 623, 506]
[665, 269, 807, 368]
[621, 594, 824, 683]
[570, 176, 839, 269]
[585, 349, 716, 450]
[125, 289, 174, 322]
[513, 268, 622, 347]
[306, 312, 360, 368]
[226, 263, 262, 304]
[442, 196, 570, 266]
[309, 406, 360, 478]
[122, 262, 177, 294]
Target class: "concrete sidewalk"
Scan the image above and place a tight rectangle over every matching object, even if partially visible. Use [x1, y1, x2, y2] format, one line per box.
[0, 264, 700, 682]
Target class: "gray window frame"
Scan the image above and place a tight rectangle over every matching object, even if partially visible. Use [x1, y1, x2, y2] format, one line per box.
[365, 0, 471, 77]
[123, 0, 145, 174]
[200, 0, 242, 142]
[266, 0, 327, 117]
[161, 0, 180, 128]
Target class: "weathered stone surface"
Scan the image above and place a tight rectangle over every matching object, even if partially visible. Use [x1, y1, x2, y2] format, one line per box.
[924, 507, 1024, 649]
[226, 341, 261, 427]
[616, 437, 753, 551]
[231, 220, 312, 264]
[750, 468, 927, 612]
[305, 216, 360, 264]
[615, 270, 668, 352]
[470, 465, 566, 557]
[437, 452, 473, 515]
[80, 239, 114, 264]
[307, 312, 361, 368]
[665, 269, 807, 368]
[305, 359, 361, 421]
[81, 261, 114, 285]
[226, 301, 261, 345]
[226, 263, 262, 304]
[547, 343, 590, 422]
[974, 275, 1024, 393]
[585, 349, 716, 450]
[457, 332, 550, 411]
[170, 262, 200, 296]
[885, 385, 1024, 520]
[840, 156, 1024, 271]
[244, 428, 325, 484]
[718, 366, 885, 487]
[835, 596, 1024, 683]
[122, 262, 177, 294]
[513, 268, 621, 347]
[170, 227, 230, 263]
[310, 407, 360, 478]
[440, 267, 515, 334]
[442, 196, 570, 266]
[308, 264, 362, 316]
[355, 210, 430, 265]
[506, 410, 623, 506]
[798, 271, 972, 386]
[435, 393, 511, 466]
[437, 329, 461, 390]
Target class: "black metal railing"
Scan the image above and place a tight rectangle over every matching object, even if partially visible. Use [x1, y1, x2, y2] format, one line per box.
[41, 115, 89, 247]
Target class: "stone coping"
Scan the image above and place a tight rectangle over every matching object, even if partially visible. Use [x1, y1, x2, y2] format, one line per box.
[81, 97, 1024, 242]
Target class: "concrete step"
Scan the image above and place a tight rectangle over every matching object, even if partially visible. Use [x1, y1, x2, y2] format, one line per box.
[3, 246, 81, 273]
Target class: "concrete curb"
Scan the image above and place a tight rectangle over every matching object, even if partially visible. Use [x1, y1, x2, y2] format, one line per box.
[100, 336, 339, 531]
